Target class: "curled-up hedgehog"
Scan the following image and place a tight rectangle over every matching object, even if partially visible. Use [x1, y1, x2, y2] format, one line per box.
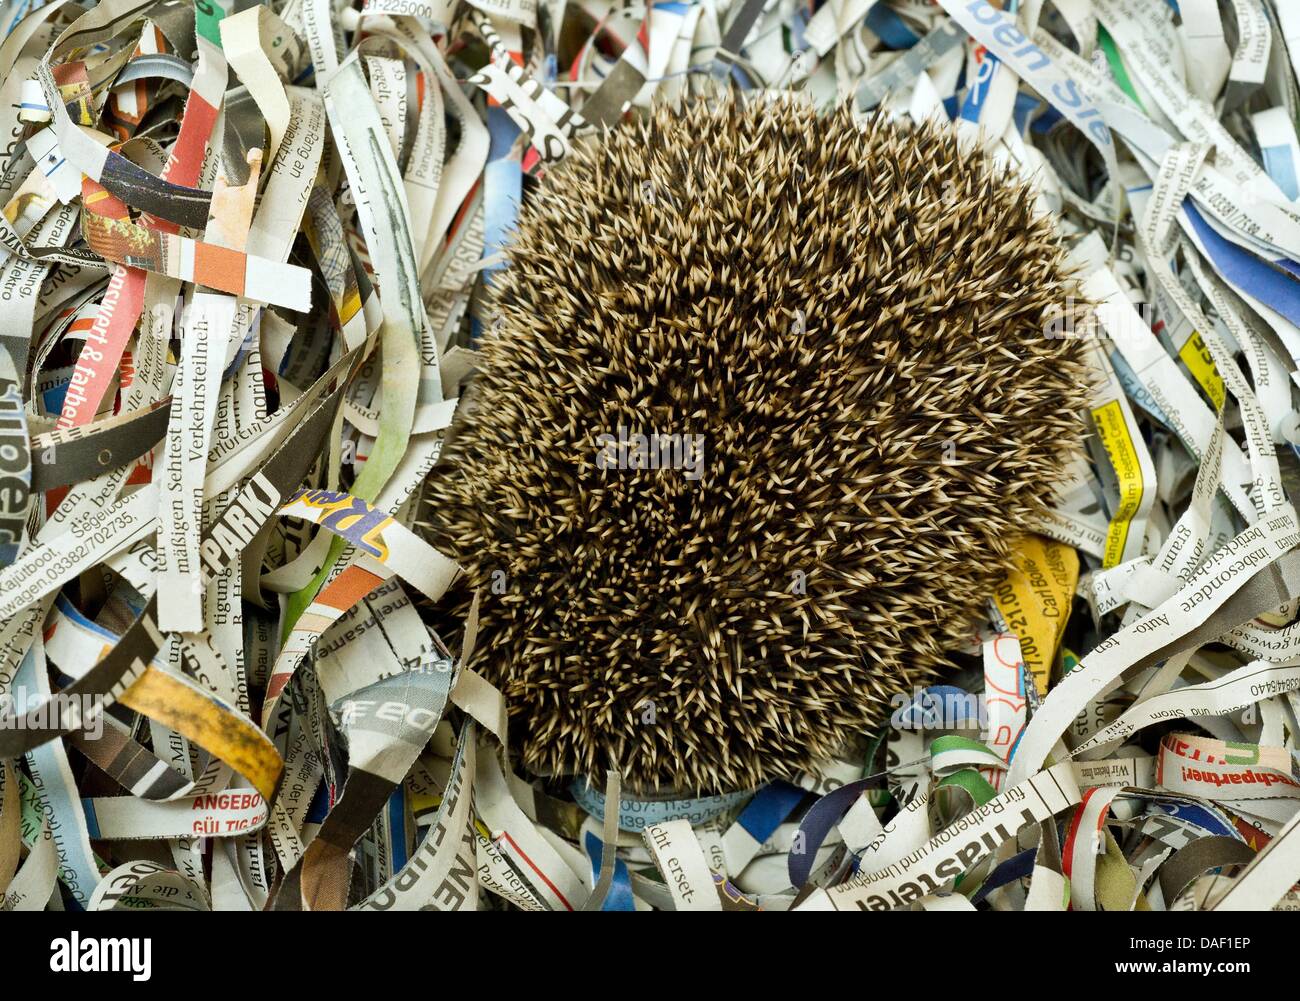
[421, 95, 1090, 795]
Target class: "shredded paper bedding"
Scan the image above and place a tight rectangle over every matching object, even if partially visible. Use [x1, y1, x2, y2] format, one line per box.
[1, 0, 1300, 914]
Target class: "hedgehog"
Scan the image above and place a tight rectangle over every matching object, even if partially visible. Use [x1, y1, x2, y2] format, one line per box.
[419, 94, 1091, 795]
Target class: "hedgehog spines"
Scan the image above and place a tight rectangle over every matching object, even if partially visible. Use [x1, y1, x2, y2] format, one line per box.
[420, 93, 1090, 794]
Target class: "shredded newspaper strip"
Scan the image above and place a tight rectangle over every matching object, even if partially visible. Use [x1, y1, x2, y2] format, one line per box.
[3, 0, 1300, 913]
